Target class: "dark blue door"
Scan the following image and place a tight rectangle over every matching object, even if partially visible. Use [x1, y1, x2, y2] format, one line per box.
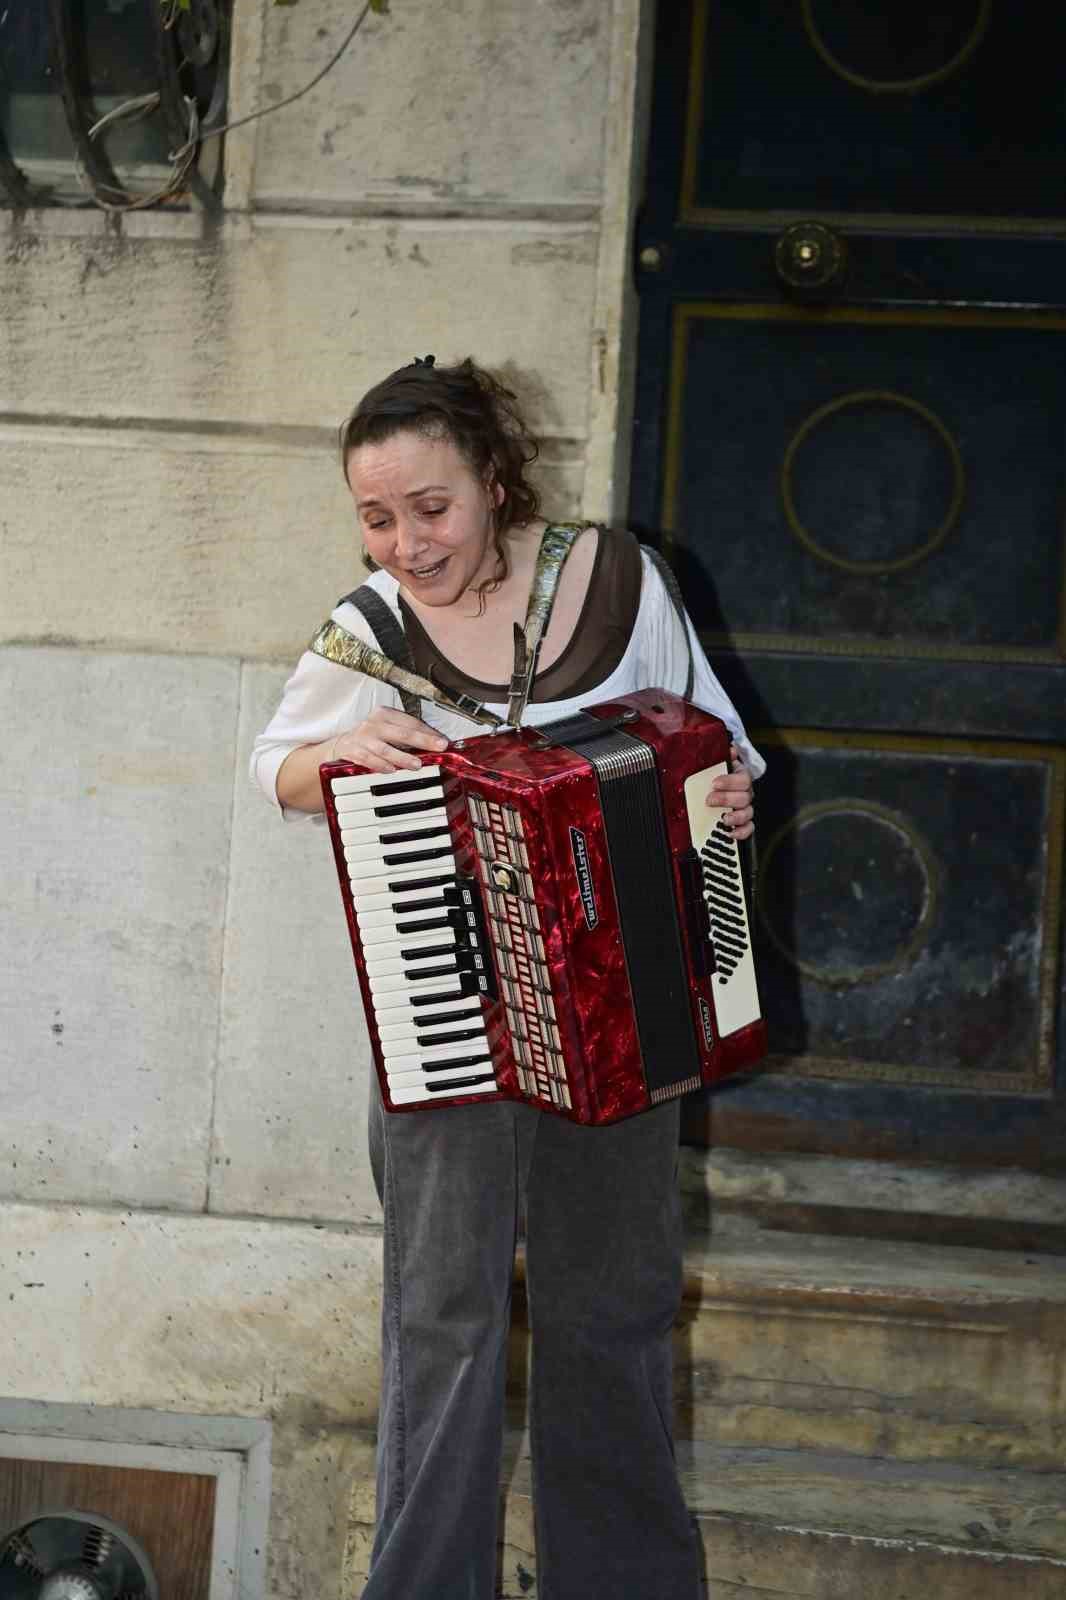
[630, 0, 1066, 1169]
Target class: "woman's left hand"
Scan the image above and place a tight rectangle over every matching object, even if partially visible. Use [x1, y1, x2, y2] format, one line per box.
[707, 744, 755, 841]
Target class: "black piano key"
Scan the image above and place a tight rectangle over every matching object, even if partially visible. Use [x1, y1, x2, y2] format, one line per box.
[416, 1026, 488, 1047]
[400, 941, 458, 963]
[424, 1071, 497, 1094]
[383, 871, 456, 895]
[411, 974, 482, 1006]
[409, 1003, 484, 1027]
[379, 824, 451, 846]
[373, 797, 447, 818]
[394, 913, 456, 934]
[400, 940, 489, 979]
[422, 1051, 493, 1074]
[401, 960, 462, 982]
[388, 886, 464, 917]
[382, 844, 454, 867]
[369, 774, 443, 796]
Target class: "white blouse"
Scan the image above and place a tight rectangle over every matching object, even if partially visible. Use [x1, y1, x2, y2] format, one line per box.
[251, 548, 765, 820]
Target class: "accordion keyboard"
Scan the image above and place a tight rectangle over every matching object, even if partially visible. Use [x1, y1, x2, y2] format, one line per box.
[330, 767, 498, 1105]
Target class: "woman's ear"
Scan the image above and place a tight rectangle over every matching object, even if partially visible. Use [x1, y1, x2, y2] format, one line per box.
[486, 466, 506, 510]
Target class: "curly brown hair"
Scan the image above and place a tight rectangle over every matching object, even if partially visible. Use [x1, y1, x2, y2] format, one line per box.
[339, 356, 541, 542]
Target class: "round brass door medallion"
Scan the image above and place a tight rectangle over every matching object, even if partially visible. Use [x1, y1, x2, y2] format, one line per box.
[780, 389, 966, 576]
[801, 0, 992, 94]
[756, 798, 940, 988]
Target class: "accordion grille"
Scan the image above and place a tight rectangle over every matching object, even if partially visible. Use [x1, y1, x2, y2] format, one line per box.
[468, 795, 572, 1111]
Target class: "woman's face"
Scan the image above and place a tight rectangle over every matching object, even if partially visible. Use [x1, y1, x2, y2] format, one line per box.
[346, 428, 503, 607]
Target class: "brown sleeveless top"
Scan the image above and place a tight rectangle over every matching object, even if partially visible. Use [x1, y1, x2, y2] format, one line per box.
[398, 526, 643, 705]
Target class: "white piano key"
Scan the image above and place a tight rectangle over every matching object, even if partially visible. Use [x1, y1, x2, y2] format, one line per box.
[369, 960, 465, 995]
[364, 929, 458, 970]
[377, 1013, 487, 1046]
[348, 843, 457, 877]
[383, 1038, 492, 1072]
[386, 1068, 492, 1093]
[365, 950, 463, 982]
[339, 803, 448, 837]
[334, 784, 445, 816]
[388, 1078, 497, 1105]
[331, 766, 442, 796]
[349, 856, 458, 900]
[357, 901, 456, 931]
[386, 1053, 494, 1078]
[368, 971, 463, 1001]
[342, 828, 453, 866]
[338, 808, 448, 848]
[353, 884, 455, 917]
[373, 991, 485, 1027]
[358, 899, 461, 928]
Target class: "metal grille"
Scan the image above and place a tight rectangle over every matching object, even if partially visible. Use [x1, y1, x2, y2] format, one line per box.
[468, 795, 571, 1110]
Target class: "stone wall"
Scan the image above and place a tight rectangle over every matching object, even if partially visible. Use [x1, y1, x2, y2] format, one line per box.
[0, 2, 649, 1594]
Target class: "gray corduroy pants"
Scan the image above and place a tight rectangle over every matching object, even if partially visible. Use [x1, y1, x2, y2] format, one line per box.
[363, 1080, 702, 1600]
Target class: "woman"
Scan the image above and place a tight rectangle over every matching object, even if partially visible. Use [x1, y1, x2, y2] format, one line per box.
[252, 356, 763, 1599]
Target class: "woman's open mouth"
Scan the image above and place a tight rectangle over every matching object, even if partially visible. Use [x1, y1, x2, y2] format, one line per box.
[408, 558, 449, 581]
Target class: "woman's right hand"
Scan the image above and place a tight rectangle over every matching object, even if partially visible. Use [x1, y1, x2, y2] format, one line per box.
[330, 707, 448, 774]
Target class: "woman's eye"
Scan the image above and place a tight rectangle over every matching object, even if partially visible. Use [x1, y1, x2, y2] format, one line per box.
[420, 505, 447, 518]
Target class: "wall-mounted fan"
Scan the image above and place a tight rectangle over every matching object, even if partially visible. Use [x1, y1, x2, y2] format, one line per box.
[0, 1511, 158, 1599]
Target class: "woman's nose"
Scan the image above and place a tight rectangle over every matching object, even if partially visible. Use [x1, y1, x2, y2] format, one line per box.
[393, 517, 428, 560]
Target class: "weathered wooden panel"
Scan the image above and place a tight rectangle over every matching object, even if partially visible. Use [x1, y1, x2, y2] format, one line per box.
[0, 1458, 215, 1600]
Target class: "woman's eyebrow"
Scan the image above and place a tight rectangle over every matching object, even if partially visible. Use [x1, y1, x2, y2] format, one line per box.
[357, 484, 450, 510]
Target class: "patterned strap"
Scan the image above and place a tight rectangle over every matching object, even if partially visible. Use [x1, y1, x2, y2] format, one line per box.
[506, 521, 588, 726]
[642, 546, 695, 702]
[312, 588, 504, 728]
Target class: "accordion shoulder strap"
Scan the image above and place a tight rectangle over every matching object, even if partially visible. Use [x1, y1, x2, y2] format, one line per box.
[340, 584, 423, 718]
[506, 521, 588, 726]
[641, 545, 695, 702]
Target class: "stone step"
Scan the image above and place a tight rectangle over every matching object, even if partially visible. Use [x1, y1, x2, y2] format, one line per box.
[342, 1435, 1066, 1598]
[499, 1440, 1066, 1599]
[506, 1219, 1066, 1470]
[675, 1217, 1066, 1470]
[678, 1147, 1066, 1254]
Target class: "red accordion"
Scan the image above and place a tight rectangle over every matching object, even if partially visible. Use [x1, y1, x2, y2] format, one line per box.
[321, 689, 767, 1124]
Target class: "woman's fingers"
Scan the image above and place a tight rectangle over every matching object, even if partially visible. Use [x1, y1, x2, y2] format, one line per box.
[707, 749, 755, 839]
[331, 710, 448, 773]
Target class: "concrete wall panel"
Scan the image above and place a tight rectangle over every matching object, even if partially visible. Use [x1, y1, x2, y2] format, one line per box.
[0, 1200, 385, 1599]
[0, 1201, 382, 1422]
[253, 0, 607, 212]
[211, 663, 381, 1224]
[0, 434, 586, 660]
[0, 435, 353, 660]
[0, 647, 238, 1210]
[0, 217, 599, 437]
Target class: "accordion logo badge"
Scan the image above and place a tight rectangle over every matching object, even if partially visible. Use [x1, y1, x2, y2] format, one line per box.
[568, 827, 599, 930]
